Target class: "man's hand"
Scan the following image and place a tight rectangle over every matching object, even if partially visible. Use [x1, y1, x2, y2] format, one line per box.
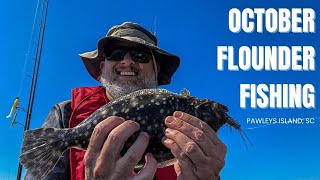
[162, 111, 227, 180]
[84, 116, 157, 180]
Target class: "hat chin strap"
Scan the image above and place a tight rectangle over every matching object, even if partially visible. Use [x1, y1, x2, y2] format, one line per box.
[149, 49, 158, 88]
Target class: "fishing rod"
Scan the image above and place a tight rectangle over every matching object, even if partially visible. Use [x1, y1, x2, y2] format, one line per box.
[16, 0, 49, 179]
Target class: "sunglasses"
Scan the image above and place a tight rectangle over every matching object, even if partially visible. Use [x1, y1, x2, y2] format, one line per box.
[105, 49, 152, 63]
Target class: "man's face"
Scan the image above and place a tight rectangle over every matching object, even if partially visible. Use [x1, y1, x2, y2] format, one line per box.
[99, 48, 158, 99]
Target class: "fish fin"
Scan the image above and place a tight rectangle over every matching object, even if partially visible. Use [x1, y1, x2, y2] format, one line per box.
[156, 158, 177, 168]
[238, 129, 253, 150]
[180, 88, 190, 97]
[225, 115, 253, 149]
[134, 158, 177, 172]
[20, 128, 68, 180]
[112, 89, 176, 102]
[225, 115, 241, 130]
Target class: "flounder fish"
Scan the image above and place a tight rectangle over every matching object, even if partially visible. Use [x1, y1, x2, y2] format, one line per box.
[20, 89, 242, 179]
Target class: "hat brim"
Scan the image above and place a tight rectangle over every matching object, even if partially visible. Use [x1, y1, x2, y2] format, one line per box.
[80, 37, 180, 85]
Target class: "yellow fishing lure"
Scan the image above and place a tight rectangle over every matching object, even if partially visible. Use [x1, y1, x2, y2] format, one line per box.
[6, 97, 20, 118]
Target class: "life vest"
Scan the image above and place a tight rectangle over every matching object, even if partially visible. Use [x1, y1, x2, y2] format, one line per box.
[69, 86, 177, 180]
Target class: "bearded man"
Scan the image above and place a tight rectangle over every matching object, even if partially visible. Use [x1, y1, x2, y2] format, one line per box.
[25, 22, 226, 180]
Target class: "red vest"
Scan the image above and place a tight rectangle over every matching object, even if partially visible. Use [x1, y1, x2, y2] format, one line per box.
[69, 86, 177, 180]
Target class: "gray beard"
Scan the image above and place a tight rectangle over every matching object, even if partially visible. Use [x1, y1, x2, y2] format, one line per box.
[99, 72, 157, 99]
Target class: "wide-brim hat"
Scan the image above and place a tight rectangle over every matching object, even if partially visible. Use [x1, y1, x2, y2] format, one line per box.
[80, 22, 180, 85]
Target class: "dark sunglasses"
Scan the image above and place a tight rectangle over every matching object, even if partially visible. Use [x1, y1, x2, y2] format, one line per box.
[105, 49, 152, 63]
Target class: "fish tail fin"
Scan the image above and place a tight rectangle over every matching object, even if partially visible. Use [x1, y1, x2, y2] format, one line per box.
[19, 127, 69, 179]
[225, 115, 253, 149]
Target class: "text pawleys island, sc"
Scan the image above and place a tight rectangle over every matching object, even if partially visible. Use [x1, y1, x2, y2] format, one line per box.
[217, 8, 316, 109]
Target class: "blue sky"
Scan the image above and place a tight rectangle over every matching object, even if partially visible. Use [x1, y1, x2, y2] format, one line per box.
[0, 0, 319, 179]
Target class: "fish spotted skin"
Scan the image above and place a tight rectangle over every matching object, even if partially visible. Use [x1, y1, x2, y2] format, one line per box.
[20, 89, 241, 180]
